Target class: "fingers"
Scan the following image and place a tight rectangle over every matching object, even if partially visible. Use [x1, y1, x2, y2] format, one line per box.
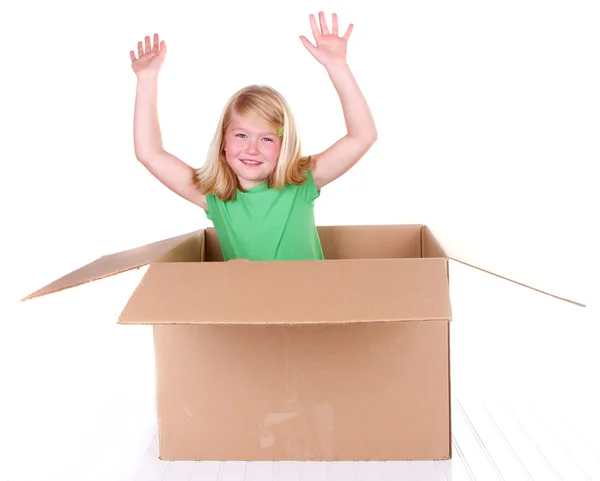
[299, 35, 317, 55]
[309, 14, 321, 41]
[342, 23, 353, 41]
[309, 12, 347, 39]
[318, 11, 330, 35]
[131, 34, 162, 61]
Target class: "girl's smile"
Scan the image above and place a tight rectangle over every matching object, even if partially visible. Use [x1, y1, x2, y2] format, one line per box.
[224, 111, 282, 189]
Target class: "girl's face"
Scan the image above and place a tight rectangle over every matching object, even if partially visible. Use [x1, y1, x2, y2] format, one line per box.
[223, 111, 282, 190]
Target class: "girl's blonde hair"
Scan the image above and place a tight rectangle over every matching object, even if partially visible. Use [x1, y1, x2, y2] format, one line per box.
[192, 84, 312, 201]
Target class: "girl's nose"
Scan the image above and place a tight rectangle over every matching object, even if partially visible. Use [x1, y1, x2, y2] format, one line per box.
[246, 139, 259, 154]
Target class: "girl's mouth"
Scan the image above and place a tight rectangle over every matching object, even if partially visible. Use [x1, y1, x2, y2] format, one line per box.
[240, 159, 263, 167]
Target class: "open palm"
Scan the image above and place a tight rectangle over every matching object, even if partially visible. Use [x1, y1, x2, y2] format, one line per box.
[130, 33, 167, 78]
[300, 12, 353, 67]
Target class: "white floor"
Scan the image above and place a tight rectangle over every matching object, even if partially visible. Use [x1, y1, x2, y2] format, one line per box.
[1, 260, 598, 481]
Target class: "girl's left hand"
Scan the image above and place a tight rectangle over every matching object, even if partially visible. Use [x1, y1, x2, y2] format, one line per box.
[300, 12, 353, 68]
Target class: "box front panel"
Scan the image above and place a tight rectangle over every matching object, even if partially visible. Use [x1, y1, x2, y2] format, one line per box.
[153, 321, 450, 461]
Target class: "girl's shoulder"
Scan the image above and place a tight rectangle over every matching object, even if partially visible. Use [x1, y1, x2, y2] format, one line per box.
[294, 169, 320, 204]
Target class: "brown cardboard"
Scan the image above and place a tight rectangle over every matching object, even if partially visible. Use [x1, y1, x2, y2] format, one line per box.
[21, 230, 204, 301]
[152, 321, 450, 460]
[21, 224, 457, 460]
[118, 258, 450, 325]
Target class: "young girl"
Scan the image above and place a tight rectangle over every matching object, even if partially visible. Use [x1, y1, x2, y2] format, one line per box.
[129, 12, 377, 261]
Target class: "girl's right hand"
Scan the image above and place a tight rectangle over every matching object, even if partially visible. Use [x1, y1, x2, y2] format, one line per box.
[130, 33, 167, 78]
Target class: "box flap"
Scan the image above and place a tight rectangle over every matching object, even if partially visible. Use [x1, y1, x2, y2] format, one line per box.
[21, 230, 203, 301]
[448, 257, 586, 307]
[421, 225, 586, 307]
[118, 258, 452, 325]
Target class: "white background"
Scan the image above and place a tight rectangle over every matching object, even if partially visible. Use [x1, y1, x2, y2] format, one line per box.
[1, 0, 598, 479]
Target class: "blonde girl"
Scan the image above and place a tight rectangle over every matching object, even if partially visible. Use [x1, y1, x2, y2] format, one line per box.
[129, 12, 377, 261]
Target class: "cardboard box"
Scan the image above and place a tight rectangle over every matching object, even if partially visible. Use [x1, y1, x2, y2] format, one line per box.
[22, 224, 456, 461]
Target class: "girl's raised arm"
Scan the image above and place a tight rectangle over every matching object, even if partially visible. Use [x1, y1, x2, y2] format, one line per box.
[299, 13, 377, 190]
[131, 34, 207, 210]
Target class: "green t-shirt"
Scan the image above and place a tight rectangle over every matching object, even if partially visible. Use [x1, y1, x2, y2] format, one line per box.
[205, 170, 325, 261]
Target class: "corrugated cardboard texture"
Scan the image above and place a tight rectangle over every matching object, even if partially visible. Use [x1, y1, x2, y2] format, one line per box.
[21, 230, 203, 301]
[153, 321, 451, 461]
[118, 258, 452, 325]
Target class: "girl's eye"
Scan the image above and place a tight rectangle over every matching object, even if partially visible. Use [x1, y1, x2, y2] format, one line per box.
[234, 133, 274, 141]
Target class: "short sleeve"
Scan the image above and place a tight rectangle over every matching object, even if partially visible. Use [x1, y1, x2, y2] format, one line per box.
[302, 170, 321, 203]
[205, 194, 214, 220]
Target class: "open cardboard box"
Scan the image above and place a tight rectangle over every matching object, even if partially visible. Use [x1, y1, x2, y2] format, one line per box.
[21, 223, 576, 461]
